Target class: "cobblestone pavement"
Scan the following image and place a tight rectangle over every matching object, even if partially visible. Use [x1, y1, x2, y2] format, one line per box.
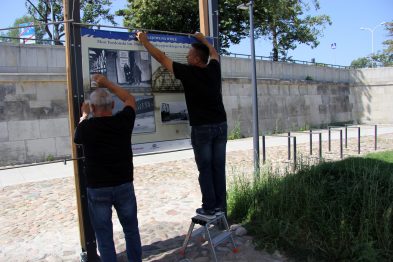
[1, 134, 392, 262]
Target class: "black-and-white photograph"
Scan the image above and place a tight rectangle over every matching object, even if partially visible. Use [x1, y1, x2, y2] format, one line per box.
[152, 52, 184, 92]
[113, 95, 156, 134]
[88, 48, 152, 93]
[160, 102, 189, 124]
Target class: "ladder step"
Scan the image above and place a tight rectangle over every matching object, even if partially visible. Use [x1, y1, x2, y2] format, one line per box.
[192, 213, 225, 225]
[191, 226, 205, 238]
[212, 231, 232, 247]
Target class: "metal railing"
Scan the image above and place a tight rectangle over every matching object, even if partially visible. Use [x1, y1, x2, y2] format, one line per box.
[224, 52, 351, 69]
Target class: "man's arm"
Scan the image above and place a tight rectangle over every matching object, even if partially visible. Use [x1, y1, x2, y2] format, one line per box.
[137, 32, 174, 73]
[92, 74, 136, 111]
[194, 32, 219, 61]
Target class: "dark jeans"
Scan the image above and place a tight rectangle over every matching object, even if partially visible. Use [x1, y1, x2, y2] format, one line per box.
[191, 122, 227, 211]
[87, 182, 142, 262]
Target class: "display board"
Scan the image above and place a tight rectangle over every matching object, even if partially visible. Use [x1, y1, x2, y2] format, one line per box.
[81, 28, 204, 153]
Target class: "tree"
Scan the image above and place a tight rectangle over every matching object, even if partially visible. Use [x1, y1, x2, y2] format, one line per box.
[25, 0, 117, 45]
[116, 0, 246, 52]
[351, 21, 393, 68]
[382, 21, 393, 53]
[350, 57, 373, 68]
[116, 0, 199, 34]
[252, 0, 331, 61]
[0, 15, 45, 44]
[117, 0, 330, 60]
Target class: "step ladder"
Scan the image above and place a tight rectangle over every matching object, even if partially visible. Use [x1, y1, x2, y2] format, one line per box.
[179, 213, 238, 261]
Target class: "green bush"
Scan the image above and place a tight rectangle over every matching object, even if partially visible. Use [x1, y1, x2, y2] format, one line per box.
[228, 121, 241, 140]
[228, 151, 393, 261]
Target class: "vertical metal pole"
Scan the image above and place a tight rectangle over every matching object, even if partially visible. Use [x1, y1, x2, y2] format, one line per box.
[328, 127, 331, 151]
[358, 127, 361, 154]
[319, 133, 322, 159]
[63, 0, 98, 260]
[340, 130, 343, 159]
[309, 129, 312, 155]
[293, 137, 297, 170]
[375, 125, 377, 150]
[345, 126, 348, 148]
[288, 132, 291, 160]
[262, 135, 266, 164]
[210, 0, 219, 49]
[249, 0, 260, 174]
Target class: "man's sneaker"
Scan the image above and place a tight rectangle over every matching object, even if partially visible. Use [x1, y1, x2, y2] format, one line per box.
[195, 208, 216, 219]
[214, 208, 225, 216]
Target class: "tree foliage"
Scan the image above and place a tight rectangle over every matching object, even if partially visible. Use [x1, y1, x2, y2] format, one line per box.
[117, 0, 331, 60]
[252, 0, 331, 61]
[351, 21, 393, 68]
[382, 21, 393, 53]
[0, 15, 45, 44]
[25, 0, 116, 45]
[116, 0, 199, 34]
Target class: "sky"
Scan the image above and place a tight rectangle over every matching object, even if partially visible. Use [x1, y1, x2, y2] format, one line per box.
[0, 0, 392, 66]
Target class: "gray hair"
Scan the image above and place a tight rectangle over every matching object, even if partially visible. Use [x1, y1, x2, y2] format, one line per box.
[89, 88, 113, 111]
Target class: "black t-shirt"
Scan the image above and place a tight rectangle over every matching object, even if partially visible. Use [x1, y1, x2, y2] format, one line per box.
[74, 106, 135, 188]
[173, 59, 226, 126]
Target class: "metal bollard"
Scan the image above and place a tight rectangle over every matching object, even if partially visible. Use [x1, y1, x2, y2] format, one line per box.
[357, 127, 361, 154]
[262, 135, 266, 164]
[309, 130, 313, 155]
[319, 133, 322, 160]
[328, 127, 331, 151]
[288, 132, 291, 160]
[294, 137, 297, 170]
[340, 130, 343, 159]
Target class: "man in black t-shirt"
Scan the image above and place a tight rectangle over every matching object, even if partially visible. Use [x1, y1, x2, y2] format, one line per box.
[74, 74, 142, 261]
[137, 32, 227, 219]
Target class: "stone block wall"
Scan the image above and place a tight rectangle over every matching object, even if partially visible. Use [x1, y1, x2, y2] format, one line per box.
[0, 43, 392, 165]
[0, 73, 69, 165]
[223, 78, 357, 137]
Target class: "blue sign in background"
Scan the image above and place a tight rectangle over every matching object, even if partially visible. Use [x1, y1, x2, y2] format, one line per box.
[81, 28, 213, 45]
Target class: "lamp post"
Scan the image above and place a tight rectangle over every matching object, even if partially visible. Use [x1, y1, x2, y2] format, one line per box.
[360, 22, 386, 54]
[237, 0, 260, 174]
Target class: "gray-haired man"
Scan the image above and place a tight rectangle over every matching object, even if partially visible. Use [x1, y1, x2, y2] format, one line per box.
[74, 74, 142, 262]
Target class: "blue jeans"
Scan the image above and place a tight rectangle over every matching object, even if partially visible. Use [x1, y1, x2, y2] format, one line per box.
[191, 122, 227, 211]
[87, 182, 142, 262]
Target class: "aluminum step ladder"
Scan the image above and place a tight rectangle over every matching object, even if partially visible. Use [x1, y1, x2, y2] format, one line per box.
[179, 213, 238, 261]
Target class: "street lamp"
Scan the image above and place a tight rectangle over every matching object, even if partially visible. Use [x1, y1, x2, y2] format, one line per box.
[360, 22, 386, 54]
[237, 0, 260, 174]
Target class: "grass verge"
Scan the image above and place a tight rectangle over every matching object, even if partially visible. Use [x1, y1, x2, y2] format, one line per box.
[227, 151, 393, 261]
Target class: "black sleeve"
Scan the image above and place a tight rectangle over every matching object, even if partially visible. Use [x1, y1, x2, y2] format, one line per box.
[173, 61, 190, 81]
[116, 106, 136, 130]
[74, 124, 83, 145]
[207, 59, 221, 73]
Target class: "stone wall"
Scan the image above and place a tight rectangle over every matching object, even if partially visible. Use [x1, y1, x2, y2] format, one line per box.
[0, 73, 69, 165]
[0, 43, 392, 165]
[223, 78, 355, 137]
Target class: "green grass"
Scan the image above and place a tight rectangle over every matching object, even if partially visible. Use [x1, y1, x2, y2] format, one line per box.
[228, 151, 393, 261]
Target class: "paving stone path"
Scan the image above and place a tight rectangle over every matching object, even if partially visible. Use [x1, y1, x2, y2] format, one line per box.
[1, 134, 392, 261]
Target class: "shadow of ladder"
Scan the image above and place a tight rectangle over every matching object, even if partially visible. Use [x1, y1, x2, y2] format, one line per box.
[179, 213, 239, 261]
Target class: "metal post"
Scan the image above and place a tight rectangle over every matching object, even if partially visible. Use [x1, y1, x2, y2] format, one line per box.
[319, 132, 322, 159]
[375, 125, 377, 150]
[63, 0, 98, 260]
[345, 126, 347, 148]
[293, 137, 297, 170]
[309, 130, 312, 155]
[262, 135, 266, 164]
[288, 132, 291, 160]
[358, 127, 361, 154]
[249, 0, 259, 174]
[340, 130, 343, 159]
[328, 127, 331, 151]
